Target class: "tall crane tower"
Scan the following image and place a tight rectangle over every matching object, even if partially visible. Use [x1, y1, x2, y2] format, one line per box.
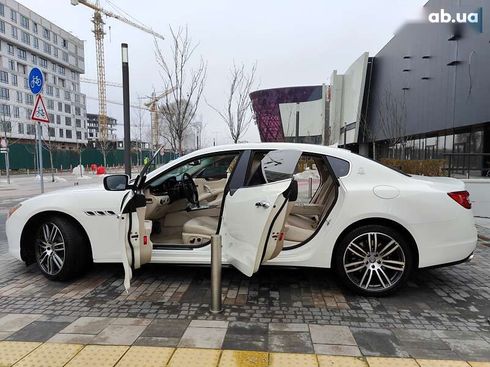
[144, 88, 175, 149]
[70, 0, 164, 142]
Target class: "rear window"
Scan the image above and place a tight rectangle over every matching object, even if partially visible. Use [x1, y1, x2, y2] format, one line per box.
[326, 156, 350, 178]
[262, 150, 302, 183]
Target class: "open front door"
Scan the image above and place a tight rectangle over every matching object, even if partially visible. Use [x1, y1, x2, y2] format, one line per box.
[119, 191, 153, 290]
[220, 150, 301, 276]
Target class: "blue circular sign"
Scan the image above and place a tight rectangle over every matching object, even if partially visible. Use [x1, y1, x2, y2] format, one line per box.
[28, 67, 43, 94]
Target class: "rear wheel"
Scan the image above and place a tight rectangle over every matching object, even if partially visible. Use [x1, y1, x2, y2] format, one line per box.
[35, 216, 91, 281]
[334, 225, 413, 296]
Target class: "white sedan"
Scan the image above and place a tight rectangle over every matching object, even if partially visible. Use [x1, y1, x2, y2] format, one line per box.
[6, 143, 477, 296]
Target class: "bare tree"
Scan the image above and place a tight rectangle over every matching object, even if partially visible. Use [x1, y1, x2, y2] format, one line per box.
[75, 133, 87, 177]
[208, 62, 257, 143]
[98, 137, 112, 167]
[378, 89, 409, 159]
[131, 103, 151, 166]
[360, 115, 376, 160]
[41, 124, 57, 182]
[155, 26, 206, 155]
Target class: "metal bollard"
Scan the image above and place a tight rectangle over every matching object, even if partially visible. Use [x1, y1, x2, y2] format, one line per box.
[210, 234, 223, 313]
[308, 177, 313, 199]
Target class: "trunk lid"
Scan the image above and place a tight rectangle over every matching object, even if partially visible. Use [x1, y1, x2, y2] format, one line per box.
[410, 175, 465, 192]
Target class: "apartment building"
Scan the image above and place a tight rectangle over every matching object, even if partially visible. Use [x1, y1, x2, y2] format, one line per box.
[0, 0, 87, 146]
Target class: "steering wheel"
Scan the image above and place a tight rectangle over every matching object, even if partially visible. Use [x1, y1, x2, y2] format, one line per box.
[182, 173, 199, 207]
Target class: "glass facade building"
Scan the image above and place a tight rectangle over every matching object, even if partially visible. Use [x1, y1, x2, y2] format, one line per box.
[250, 86, 326, 144]
[361, 0, 490, 176]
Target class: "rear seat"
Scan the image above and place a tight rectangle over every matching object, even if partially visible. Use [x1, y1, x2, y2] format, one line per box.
[284, 175, 336, 243]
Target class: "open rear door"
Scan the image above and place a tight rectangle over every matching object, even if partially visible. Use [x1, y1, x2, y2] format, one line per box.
[119, 191, 153, 290]
[220, 150, 301, 276]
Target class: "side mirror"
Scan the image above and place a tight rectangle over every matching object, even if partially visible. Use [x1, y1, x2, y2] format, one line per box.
[103, 174, 129, 191]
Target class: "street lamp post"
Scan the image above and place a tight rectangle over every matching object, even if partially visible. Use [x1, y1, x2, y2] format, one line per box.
[121, 43, 131, 177]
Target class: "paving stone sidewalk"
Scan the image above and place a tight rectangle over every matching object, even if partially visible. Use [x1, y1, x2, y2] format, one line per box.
[1, 216, 490, 361]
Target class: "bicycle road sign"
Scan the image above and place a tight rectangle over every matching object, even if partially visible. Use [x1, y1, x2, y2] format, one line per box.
[28, 67, 43, 94]
[31, 94, 49, 123]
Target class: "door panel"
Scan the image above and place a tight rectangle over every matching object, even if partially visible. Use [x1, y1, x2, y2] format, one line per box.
[221, 149, 302, 277]
[220, 180, 291, 276]
[119, 192, 152, 290]
[194, 177, 227, 203]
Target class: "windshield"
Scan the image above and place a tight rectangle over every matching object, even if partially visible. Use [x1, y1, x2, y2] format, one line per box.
[134, 146, 170, 189]
[148, 154, 238, 187]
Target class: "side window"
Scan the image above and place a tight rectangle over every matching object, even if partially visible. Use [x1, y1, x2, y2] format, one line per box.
[194, 155, 236, 180]
[293, 155, 322, 203]
[246, 150, 302, 186]
[246, 151, 267, 186]
[261, 150, 302, 183]
[149, 153, 239, 187]
[326, 156, 350, 178]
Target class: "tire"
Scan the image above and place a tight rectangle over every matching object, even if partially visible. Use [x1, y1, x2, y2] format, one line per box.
[34, 215, 91, 281]
[334, 224, 413, 296]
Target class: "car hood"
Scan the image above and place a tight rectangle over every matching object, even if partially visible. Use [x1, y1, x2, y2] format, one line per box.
[42, 183, 105, 195]
[410, 175, 465, 191]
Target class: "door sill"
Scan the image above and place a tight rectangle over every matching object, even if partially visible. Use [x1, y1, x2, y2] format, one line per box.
[153, 241, 210, 250]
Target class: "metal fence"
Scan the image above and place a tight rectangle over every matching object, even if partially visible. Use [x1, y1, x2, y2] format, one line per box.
[444, 153, 490, 178]
[0, 143, 178, 171]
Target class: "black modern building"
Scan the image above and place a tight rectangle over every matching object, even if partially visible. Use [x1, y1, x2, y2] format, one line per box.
[361, 0, 490, 175]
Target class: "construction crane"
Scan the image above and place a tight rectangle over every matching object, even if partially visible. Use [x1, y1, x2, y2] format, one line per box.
[86, 95, 148, 111]
[80, 77, 122, 88]
[70, 0, 164, 143]
[144, 88, 175, 149]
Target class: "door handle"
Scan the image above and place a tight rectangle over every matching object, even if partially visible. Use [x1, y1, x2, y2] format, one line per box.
[255, 201, 270, 208]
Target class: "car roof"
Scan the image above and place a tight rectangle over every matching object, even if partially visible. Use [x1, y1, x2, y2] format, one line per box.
[146, 142, 358, 181]
[186, 142, 353, 158]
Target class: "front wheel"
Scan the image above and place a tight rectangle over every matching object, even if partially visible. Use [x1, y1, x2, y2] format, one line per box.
[35, 216, 91, 281]
[334, 225, 413, 296]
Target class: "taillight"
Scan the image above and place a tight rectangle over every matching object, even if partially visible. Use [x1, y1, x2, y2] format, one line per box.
[448, 191, 471, 209]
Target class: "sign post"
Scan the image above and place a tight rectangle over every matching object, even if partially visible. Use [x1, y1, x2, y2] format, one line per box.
[29, 67, 46, 193]
[0, 139, 9, 184]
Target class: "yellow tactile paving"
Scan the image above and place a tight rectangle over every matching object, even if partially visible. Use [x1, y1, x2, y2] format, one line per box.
[367, 357, 420, 367]
[0, 340, 488, 367]
[417, 360, 470, 367]
[13, 343, 83, 367]
[115, 346, 175, 367]
[0, 341, 41, 367]
[318, 355, 368, 367]
[65, 345, 129, 367]
[218, 350, 268, 367]
[168, 348, 221, 367]
[269, 352, 318, 367]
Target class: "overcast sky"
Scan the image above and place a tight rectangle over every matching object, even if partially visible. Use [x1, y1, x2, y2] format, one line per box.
[19, 0, 427, 146]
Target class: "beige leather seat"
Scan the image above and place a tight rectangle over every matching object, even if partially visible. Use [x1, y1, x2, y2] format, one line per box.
[285, 215, 316, 242]
[284, 175, 336, 243]
[182, 216, 219, 244]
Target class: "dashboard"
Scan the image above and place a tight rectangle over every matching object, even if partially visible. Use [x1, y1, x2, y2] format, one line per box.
[148, 176, 183, 202]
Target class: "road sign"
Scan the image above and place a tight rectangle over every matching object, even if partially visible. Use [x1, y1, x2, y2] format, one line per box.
[28, 67, 44, 94]
[0, 138, 7, 148]
[31, 94, 49, 123]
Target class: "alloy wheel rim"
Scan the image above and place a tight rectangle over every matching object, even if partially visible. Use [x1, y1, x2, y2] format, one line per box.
[343, 232, 405, 291]
[36, 222, 65, 276]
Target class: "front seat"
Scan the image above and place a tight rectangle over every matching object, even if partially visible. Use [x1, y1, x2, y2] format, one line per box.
[182, 216, 219, 245]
